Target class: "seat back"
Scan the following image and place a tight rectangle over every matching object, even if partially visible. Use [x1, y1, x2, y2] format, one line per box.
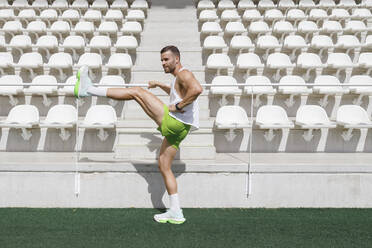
[6, 105, 39, 124]
[337, 105, 372, 124]
[296, 105, 330, 125]
[45, 105, 77, 124]
[84, 105, 117, 125]
[256, 105, 290, 124]
[216, 105, 249, 126]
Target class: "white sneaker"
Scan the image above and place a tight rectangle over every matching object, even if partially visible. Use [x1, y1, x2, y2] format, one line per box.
[74, 65, 92, 98]
[154, 209, 186, 224]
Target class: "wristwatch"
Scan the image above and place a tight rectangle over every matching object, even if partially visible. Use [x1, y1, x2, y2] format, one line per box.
[175, 103, 182, 111]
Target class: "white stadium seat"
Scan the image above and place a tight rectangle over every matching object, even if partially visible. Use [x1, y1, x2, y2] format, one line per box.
[338, 0, 357, 8]
[218, 0, 236, 10]
[82, 9, 102, 24]
[221, 10, 240, 22]
[278, 75, 312, 107]
[47, 21, 70, 43]
[295, 105, 336, 151]
[32, 35, 59, 60]
[39, 9, 58, 26]
[15, 9, 37, 25]
[238, 0, 255, 11]
[282, 35, 309, 60]
[104, 53, 133, 75]
[201, 22, 222, 35]
[203, 36, 227, 52]
[197, 0, 215, 10]
[273, 21, 296, 42]
[344, 21, 370, 43]
[91, 0, 109, 11]
[131, 0, 149, 11]
[38, 105, 78, 151]
[11, 0, 29, 8]
[0, 75, 23, 106]
[51, 0, 69, 13]
[97, 21, 119, 37]
[24, 21, 47, 41]
[329, 8, 350, 21]
[321, 21, 343, 40]
[59, 35, 85, 62]
[258, 0, 275, 10]
[210, 76, 242, 106]
[351, 8, 372, 21]
[0, 21, 23, 39]
[286, 9, 307, 26]
[229, 35, 255, 53]
[244, 75, 276, 106]
[71, 0, 89, 12]
[308, 9, 328, 26]
[248, 21, 271, 38]
[121, 21, 142, 35]
[357, 53, 372, 74]
[0, 105, 39, 149]
[313, 75, 349, 119]
[12, 52, 43, 79]
[44, 52, 73, 81]
[215, 105, 251, 150]
[347, 75, 372, 116]
[242, 9, 263, 22]
[335, 35, 362, 62]
[77, 105, 117, 150]
[256, 35, 282, 60]
[236, 53, 264, 77]
[72, 21, 95, 41]
[199, 10, 218, 22]
[111, 0, 129, 10]
[278, 0, 297, 11]
[296, 53, 326, 81]
[0, 9, 15, 25]
[0, 52, 13, 75]
[104, 9, 124, 23]
[126, 10, 145, 22]
[299, 0, 316, 13]
[7, 35, 32, 56]
[206, 53, 233, 75]
[23, 75, 58, 106]
[87, 35, 112, 58]
[326, 53, 356, 83]
[337, 105, 372, 152]
[75, 53, 102, 77]
[224, 22, 246, 36]
[310, 35, 335, 57]
[266, 53, 295, 81]
[256, 105, 294, 152]
[113, 36, 138, 53]
[297, 20, 320, 42]
[318, 0, 336, 8]
[60, 9, 80, 27]
[264, 9, 285, 23]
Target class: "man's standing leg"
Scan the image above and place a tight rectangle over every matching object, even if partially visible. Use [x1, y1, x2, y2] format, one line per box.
[154, 138, 186, 224]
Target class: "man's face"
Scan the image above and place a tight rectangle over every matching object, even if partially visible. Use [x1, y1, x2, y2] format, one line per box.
[161, 51, 178, 73]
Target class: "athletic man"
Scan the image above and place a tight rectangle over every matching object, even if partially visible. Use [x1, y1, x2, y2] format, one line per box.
[74, 46, 203, 224]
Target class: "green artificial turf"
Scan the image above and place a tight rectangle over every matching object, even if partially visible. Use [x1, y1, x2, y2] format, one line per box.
[0, 208, 371, 248]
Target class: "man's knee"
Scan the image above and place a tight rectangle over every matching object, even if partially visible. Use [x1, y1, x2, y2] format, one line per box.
[131, 86, 146, 98]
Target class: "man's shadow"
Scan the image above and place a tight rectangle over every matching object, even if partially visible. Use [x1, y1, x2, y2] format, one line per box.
[131, 133, 186, 210]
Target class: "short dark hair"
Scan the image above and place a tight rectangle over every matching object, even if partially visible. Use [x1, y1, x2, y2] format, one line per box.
[160, 45, 180, 59]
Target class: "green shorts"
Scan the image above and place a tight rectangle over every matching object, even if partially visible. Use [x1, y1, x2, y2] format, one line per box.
[157, 105, 191, 150]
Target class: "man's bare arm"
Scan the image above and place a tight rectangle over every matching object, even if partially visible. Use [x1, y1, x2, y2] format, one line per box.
[169, 71, 203, 112]
[148, 81, 171, 95]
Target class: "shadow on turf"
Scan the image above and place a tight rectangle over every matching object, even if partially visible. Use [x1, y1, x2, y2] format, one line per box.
[131, 161, 186, 211]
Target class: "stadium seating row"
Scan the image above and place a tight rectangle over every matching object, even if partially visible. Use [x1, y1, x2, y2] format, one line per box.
[0, 0, 148, 11]
[215, 104, 372, 152]
[206, 52, 372, 81]
[0, 104, 117, 151]
[200, 20, 371, 40]
[197, 0, 372, 10]
[0, 51, 132, 80]
[0, 9, 145, 25]
[1, 103, 371, 152]
[199, 8, 372, 23]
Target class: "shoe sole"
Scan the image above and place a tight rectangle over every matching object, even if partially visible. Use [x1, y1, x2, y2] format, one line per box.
[154, 218, 186, 224]
[74, 70, 81, 98]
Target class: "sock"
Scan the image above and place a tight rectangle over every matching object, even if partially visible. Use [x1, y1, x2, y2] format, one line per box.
[87, 86, 107, 97]
[169, 193, 181, 211]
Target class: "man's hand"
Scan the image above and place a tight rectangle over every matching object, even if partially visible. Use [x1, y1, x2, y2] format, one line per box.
[148, 81, 159, 89]
[169, 104, 185, 113]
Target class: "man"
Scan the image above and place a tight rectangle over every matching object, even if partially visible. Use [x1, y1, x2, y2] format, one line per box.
[74, 45, 203, 224]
